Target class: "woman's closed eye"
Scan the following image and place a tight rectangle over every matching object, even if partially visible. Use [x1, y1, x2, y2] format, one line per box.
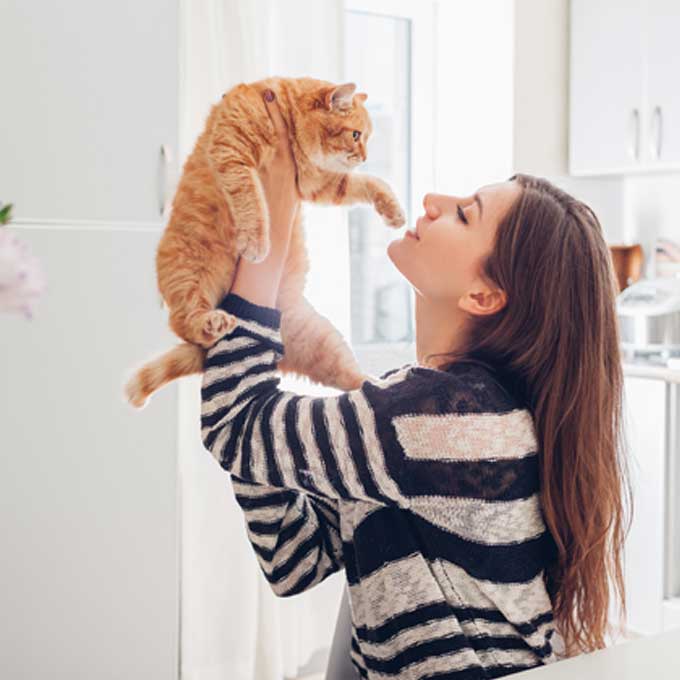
[457, 204, 469, 225]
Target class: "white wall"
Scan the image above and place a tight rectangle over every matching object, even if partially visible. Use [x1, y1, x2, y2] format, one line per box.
[434, 0, 514, 196]
[549, 174, 627, 244]
[513, 0, 569, 177]
[622, 174, 680, 276]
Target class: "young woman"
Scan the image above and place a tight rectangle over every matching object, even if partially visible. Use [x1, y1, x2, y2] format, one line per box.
[199, 89, 630, 679]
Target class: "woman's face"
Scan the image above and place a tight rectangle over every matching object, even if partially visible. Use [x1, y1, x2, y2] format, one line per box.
[387, 180, 520, 306]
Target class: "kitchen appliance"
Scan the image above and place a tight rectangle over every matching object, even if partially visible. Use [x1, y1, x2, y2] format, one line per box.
[617, 277, 680, 362]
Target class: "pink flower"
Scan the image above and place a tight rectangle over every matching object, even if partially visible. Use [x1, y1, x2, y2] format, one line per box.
[0, 228, 46, 319]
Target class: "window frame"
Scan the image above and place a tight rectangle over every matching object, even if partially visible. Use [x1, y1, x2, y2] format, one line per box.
[343, 0, 437, 375]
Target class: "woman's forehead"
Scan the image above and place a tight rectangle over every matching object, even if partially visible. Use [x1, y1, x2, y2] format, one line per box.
[479, 181, 519, 212]
[479, 179, 516, 196]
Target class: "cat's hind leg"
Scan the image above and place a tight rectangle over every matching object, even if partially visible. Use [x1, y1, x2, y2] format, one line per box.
[169, 292, 237, 349]
[160, 248, 237, 349]
[273, 209, 365, 391]
[276, 296, 366, 392]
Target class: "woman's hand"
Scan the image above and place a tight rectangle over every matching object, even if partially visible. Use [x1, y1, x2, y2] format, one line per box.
[230, 89, 301, 308]
[259, 89, 300, 252]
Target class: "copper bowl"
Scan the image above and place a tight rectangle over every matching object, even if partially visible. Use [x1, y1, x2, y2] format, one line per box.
[609, 244, 643, 292]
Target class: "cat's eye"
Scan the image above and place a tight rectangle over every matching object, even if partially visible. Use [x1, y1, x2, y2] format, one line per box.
[352, 130, 361, 141]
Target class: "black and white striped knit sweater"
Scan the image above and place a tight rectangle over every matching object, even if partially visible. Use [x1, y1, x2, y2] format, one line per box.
[200, 293, 562, 679]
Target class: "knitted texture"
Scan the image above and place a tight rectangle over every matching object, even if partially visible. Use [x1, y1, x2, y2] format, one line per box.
[200, 292, 561, 679]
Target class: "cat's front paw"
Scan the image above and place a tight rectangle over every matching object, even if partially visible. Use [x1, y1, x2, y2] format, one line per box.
[372, 183, 406, 228]
[235, 230, 270, 263]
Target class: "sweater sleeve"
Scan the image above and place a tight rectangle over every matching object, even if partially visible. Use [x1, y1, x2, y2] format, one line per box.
[229, 475, 343, 596]
[201, 293, 540, 509]
[200, 292, 412, 506]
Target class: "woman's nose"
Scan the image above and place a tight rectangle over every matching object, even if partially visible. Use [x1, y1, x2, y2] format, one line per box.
[423, 192, 463, 219]
[425, 192, 463, 219]
[422, 193, 441, 219]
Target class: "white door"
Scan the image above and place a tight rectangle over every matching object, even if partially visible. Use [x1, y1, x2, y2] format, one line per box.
[644, 0, 680, 170]
[0, 0, 178, 226]
[622, 376, 666, 635]
[569, 0, 646, 175]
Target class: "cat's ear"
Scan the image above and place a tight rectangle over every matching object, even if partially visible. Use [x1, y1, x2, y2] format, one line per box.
[324, 82, 357, 111]
[356, 92, 368, 103]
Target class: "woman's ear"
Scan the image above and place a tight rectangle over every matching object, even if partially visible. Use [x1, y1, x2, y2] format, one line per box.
[458, 286, 507, 316]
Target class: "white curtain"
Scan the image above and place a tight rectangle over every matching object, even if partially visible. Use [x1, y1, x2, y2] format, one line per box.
[177, 1, 350, 679]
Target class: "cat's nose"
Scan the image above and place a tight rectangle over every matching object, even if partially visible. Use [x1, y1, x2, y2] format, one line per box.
[360, 147, 367, 162]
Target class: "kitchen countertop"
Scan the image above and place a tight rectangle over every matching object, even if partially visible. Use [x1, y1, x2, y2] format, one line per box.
[513, 629, 680, 679]
[623, 361, 680, 383]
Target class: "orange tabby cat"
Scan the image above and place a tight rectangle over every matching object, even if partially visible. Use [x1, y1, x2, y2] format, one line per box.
[125, 76, 405, 408]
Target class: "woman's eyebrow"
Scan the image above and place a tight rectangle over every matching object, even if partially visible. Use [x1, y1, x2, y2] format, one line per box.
[474, 193, 483, 219]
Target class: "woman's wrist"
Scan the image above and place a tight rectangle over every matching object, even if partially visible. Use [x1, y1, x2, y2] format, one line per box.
[230, 236, 290, 308]
[231, 199, 299, 308]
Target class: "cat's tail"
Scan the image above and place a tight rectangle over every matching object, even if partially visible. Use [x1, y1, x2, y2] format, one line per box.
[124, 342, 206, 408]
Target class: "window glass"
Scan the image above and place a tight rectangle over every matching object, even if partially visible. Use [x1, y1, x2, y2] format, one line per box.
[345, 10, 413, 344]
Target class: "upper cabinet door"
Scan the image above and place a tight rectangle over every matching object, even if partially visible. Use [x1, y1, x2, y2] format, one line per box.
[569, 0, 645, 175]
[0, 1, 178, 226]
[645, 0, 680, 169]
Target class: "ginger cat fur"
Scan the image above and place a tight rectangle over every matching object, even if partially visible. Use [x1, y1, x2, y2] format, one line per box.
[125, 77, 405, 408]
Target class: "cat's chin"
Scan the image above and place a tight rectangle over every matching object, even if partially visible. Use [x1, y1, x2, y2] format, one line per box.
[315, 155, 358, 174]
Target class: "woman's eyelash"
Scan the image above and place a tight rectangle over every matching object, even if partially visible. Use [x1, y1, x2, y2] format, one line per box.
[457, 204, 468, 225]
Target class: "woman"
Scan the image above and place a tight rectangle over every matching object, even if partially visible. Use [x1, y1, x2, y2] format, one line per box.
[199, 89, 630, 678]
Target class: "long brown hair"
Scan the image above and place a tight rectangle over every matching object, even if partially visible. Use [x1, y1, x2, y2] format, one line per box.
[430, 173, 632, 654]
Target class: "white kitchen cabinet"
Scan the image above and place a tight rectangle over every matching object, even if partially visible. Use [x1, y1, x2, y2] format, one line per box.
[0, 228, 179, 680]
[622, 372, 680, 636]
[570, 0, 680, 175]
[645, 0, 680, 168]
[0, 0, 178, 226]
[0, 1, 181, 678]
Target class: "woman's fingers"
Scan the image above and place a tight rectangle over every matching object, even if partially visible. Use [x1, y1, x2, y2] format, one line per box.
[262, 88, 298, 193]
[263, 89, 288, 141]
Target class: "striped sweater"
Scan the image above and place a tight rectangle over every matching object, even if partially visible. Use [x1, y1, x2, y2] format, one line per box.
[200, 293, 562, 679]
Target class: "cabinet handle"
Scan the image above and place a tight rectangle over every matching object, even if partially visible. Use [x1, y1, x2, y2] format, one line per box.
[158, 144, 173, 217]
[650, 106, 663, 160]
[628, 108, 640, 161]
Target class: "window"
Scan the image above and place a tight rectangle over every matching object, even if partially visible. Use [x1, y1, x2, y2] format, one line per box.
[344, 0, 435, 375]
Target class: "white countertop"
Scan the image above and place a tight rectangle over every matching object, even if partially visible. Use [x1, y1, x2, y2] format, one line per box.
[513, 629, 680, 679]
[623, 361, 680, 383]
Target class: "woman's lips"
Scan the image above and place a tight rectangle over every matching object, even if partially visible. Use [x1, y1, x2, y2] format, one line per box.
[405, 215, 426, 240]
[416, 215, 428, 238]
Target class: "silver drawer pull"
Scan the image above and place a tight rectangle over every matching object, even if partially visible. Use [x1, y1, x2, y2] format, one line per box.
[628, 108, 640, 161]
[158, 144, 173, 217]
[650, 106, 663, 160]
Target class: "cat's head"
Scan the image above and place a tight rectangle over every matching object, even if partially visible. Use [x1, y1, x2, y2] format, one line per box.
[301, 82, 372, 174]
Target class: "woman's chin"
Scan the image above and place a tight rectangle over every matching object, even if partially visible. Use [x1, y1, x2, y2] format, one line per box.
[386, 237, 399, 262]
[387, 237, 409, 273]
